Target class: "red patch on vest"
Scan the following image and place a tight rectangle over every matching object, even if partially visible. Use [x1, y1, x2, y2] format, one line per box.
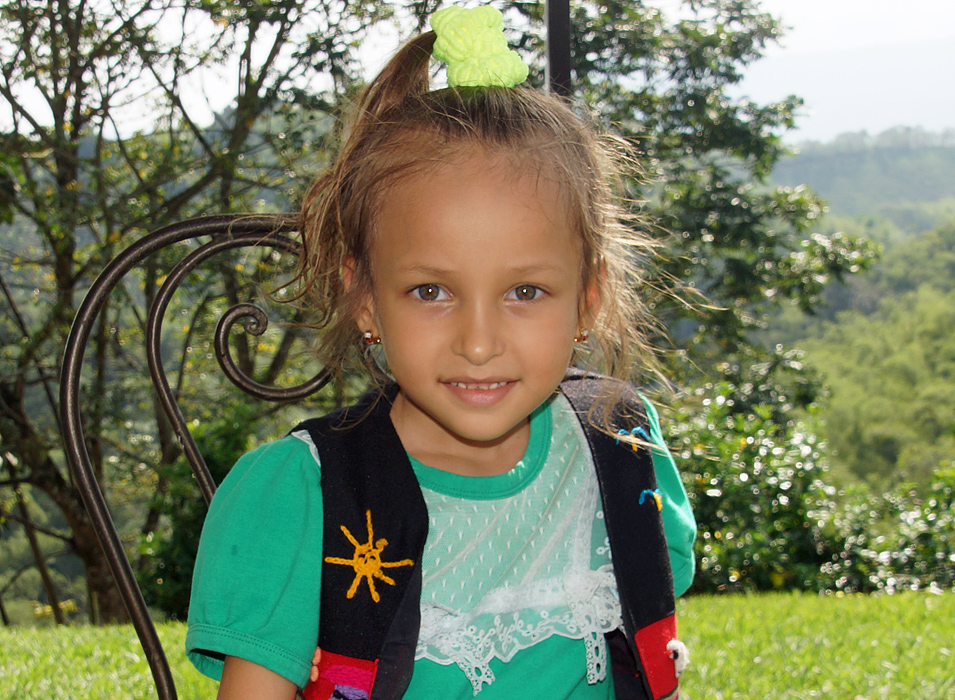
[634, 614, 679, 699]
[301, 650, 378, 700]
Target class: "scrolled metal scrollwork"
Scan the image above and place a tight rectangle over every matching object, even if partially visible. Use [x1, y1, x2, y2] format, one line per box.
[60, 214, 331, 700]
[214, 302, 331, 402]
[224, 302, 269, 336]
[145, 223, 330, 505]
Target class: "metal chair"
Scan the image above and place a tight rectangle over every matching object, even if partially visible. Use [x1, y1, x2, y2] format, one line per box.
[60, 215, 332, 700]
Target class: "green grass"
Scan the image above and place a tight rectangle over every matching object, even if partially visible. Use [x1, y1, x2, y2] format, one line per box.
[1, 592, 953, 699]
[0, 623, 217, 699]
[677, 591, 955, 699]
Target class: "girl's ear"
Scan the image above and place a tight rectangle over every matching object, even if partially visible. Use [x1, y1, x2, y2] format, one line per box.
[579, 273, 603, 332]
[344, 257, 378, 334]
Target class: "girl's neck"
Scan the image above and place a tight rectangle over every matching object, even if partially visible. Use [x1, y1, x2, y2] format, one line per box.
[389, 393, 531, 477]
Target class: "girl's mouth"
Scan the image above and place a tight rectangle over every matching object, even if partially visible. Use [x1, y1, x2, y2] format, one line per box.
[444, 380, 515, 408]
[447, 381, 509, 391]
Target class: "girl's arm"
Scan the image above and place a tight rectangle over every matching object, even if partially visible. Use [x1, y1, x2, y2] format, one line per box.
[217, 656, 298, 700]
[186, 436, 325, 689]
[642, 398, 697, 597]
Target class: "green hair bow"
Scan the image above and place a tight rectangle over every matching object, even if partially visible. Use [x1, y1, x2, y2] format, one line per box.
[431, 6, 529, 88]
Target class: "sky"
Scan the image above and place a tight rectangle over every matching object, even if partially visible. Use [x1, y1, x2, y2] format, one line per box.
[364, 0, 955, 146]
[4, 0, 953, 145]
[723, 0, 955, 143]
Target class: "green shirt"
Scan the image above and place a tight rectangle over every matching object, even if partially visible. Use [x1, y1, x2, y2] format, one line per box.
[186, 394, 695, 697]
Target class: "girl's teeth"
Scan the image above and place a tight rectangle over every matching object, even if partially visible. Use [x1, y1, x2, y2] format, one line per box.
[451, 381, 507, 390]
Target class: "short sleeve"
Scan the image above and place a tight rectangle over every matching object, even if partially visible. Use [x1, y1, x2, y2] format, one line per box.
[185, 433, 324, 688]
[642, 398, 697, 597]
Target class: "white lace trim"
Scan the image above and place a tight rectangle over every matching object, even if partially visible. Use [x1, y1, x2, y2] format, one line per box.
[414, 405, 622, 695]
[416, 566, 621, 694]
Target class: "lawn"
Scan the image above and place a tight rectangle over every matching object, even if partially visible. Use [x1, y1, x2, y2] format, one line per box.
[1, 591, 953, 699]
[676, 591, 955, 699]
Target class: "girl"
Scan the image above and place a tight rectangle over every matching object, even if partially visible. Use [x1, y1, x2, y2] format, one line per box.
[186, 6, 696, 700]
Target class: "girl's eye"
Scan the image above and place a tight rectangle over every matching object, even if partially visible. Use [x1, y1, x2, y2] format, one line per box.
[413, 284, 447, 301]
[508, 285, 542, 301]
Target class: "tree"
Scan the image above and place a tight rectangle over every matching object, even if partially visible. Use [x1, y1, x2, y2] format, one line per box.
[0, 0, 387, 623]
[665, 379, 838, 592]
[500, 0, 877, 392]
[802, 285, 955, 489]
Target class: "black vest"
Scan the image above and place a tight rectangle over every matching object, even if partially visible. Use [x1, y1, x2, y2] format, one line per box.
[297, 371, 680, 700]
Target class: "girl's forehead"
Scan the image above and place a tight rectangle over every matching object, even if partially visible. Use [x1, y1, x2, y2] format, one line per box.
[377, 143, 575, 219]
[358, 139, 590, 277]
[371, 152, 583, 274]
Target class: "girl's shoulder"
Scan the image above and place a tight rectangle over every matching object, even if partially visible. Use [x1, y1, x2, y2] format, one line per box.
[560, 368, 643, 402]
[213, 432, 323, 506]
[560, 369, 651, 424]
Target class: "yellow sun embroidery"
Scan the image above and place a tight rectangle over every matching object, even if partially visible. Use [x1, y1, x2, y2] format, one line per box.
[324, 510, 414, 603]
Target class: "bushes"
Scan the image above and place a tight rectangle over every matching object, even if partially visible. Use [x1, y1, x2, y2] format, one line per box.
[667, 381, 838, 593]
[819, 469, 955, 593]
[668, 381, 955, 594]
[136, 403, 256, 620]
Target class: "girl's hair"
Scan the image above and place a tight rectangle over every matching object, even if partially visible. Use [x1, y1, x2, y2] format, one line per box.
[293, 31, 660, 390]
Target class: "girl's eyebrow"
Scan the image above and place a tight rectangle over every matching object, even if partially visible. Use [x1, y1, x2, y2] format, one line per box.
[397, 263, 567, 276]
[396, 264, 451, 275]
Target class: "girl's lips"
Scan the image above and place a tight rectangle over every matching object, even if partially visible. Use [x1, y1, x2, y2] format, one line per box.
[447, 380, 509, 390]
[443, 379, 515, 407]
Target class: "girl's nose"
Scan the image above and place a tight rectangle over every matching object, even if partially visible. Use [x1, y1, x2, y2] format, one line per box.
[453, 303, 505, 365]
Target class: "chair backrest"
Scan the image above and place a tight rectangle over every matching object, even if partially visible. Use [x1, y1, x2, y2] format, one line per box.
[59, 214, 331, 700]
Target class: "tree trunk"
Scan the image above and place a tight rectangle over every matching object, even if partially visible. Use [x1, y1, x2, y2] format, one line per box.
[35, 476, 131, 625]
[73, 522, 131, 624]
[1, 380, 130, 624]
[14, 484, 64, 624]
[39, 488, 131, 625]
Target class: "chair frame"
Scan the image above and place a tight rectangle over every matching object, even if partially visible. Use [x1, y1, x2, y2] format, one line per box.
[60, 215, 331, 699]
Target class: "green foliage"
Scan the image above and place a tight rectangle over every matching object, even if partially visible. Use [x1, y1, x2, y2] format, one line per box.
[4, 593, 955, 698]
[136, 402, 259, 620]
[774, 127, 955, 222]
[802, 285, 955, 487]
[860, 222, 955, 299]
[764, 219, 955, 489]
[666, 379, 837, 593]
[667, 376, 955, 594]
[819, 470, 955, 594]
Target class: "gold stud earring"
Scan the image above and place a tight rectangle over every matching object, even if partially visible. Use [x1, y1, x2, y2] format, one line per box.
[363, 331, 381, 345]
[574, 329, 590, 343]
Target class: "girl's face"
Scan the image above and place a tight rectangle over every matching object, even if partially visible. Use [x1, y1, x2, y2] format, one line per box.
[357, 149, 597, 475]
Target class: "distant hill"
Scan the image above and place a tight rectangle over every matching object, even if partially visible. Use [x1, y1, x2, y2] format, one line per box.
[771, 127, 955, 230]
[765, 129, 955, 490]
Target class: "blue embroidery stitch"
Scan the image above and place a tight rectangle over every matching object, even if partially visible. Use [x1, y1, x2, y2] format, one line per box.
[617, 426, 650, 445]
